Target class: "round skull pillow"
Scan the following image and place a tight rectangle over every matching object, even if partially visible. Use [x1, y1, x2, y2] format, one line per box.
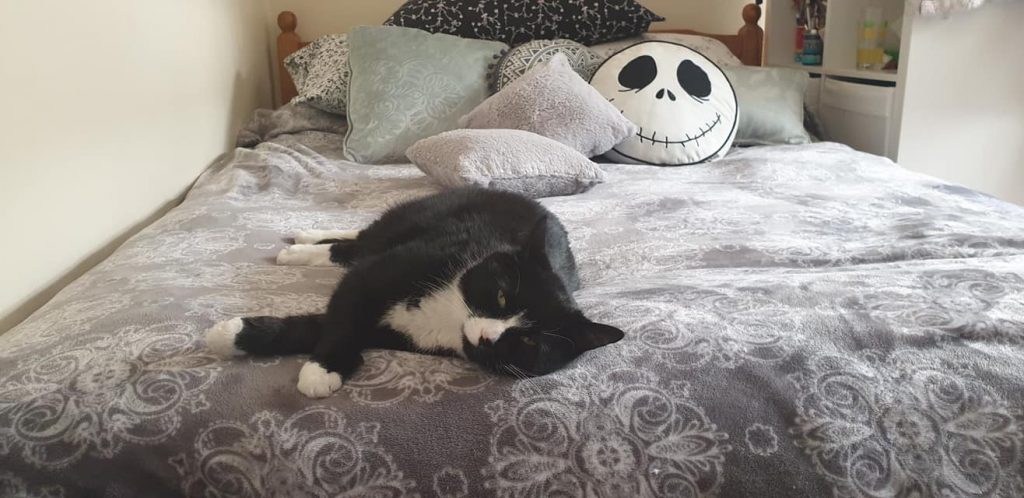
[590, 41, 738, 165]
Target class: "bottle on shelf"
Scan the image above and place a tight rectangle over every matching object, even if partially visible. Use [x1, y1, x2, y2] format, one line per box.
[857, 7, 887, 70]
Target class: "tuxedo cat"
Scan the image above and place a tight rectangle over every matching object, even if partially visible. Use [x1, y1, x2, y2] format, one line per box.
[205, 187, 624, 398]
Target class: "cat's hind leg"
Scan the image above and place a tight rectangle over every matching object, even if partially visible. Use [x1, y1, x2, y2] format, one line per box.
[276, 243, 335, 266]
[293, 229, 360, 245]
[277, 239, 360, 266]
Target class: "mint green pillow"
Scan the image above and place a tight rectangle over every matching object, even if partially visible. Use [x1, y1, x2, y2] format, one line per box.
[344, 26, 507, 163]
[722, 66, 812, 146]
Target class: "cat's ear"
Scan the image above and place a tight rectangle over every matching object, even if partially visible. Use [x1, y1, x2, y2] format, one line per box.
[567, 319, 624, 352]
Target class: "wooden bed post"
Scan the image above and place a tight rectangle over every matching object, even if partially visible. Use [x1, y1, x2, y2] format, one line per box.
[277, 11, 301, 106]
[738, 3, 764, 66]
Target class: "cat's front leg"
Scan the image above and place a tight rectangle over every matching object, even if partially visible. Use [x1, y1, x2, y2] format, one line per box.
[296, 277, 366, 398]
[301, 332, 364, 397]
[296, 360, 343, 398]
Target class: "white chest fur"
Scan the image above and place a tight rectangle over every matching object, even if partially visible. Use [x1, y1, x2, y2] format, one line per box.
[381, 282, 470, 356]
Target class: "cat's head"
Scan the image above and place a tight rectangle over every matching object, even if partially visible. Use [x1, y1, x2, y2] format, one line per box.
[458, 215, 624, 377]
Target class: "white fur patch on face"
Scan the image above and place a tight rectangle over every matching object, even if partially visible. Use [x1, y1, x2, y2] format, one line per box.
[205, 317, 245, 358]
[293, 229, 360, 245]
[297, 361, 342, 398]
[276, 244, 334, 266]
[463, 315, 523, 346]
[381, 280, 470, 356]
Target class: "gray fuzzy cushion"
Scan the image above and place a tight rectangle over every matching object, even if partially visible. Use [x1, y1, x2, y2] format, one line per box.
[406, 129, 604, 198]
[459, 53, 637, 158]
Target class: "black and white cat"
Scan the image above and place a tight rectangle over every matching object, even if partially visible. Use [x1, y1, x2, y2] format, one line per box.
[205, 188, 624, 398]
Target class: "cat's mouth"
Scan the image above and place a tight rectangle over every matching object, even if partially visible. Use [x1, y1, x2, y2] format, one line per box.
[461, 334, 540, 379]
[461, 315, 523, 347]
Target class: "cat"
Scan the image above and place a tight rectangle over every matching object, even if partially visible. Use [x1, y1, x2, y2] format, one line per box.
[205, 187, 624, 398]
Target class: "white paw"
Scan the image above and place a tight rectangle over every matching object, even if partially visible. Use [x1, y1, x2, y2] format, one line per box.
[276, 244, 333, 266]
[293, 229, 359, 244]
[297, 361, 343, 398]
[205, 318, 245, 358]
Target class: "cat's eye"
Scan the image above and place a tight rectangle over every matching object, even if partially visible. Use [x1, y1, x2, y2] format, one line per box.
[497, 289, 507, 309]
[520, 336, 536, 346]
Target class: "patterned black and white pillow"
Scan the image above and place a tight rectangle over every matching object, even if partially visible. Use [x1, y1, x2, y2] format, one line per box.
[283, 34, 350, 115]
[383, 0, 664, 46]
[489, 39, 603, 93]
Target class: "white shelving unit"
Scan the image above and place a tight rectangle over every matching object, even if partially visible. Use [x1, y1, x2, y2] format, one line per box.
[764, 0, 912, 161]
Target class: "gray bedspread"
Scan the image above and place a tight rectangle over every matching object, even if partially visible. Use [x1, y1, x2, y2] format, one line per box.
[2, 104, 1023, 497]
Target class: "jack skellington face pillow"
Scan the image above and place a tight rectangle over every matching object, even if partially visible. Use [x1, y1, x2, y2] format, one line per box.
[590, 41, 738, 165]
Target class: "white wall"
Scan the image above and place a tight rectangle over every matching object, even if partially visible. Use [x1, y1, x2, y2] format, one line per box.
[897, 1, 1024, 205]
[266, 0, 756, 104]
[0, 0, 274, 332]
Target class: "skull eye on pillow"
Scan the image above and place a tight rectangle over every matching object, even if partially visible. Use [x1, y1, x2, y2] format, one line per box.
[590, 41, 738, 166]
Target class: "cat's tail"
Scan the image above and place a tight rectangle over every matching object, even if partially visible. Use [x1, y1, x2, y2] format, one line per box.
[205, 314, 323, 358]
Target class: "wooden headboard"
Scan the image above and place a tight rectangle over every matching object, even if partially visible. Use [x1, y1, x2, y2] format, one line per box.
[276, 3, 762, 106]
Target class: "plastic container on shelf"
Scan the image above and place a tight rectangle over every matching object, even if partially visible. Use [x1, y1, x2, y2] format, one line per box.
[801, 29, 823, 66]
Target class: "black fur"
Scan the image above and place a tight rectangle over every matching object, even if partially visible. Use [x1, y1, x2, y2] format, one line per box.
[234, 187, 624, 381]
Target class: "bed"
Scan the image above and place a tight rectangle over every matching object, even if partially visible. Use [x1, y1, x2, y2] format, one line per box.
[3, 4, 1024, 497]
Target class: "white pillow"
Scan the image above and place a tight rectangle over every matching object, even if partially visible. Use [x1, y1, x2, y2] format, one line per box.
[590, 41, 738, 165]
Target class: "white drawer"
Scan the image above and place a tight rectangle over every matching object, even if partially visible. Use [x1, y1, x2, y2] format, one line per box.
[818, 77, 896, 158]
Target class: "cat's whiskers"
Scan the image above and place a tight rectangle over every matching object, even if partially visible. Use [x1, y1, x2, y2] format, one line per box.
[507, 363, 537, 380]
[501, 364, 527, 381]
[541, 331, 576, 349]
[513, 262, 521, 294]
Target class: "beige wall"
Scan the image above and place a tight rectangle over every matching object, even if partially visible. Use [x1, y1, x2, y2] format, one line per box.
[0, 0, 274, 332]
[266, 0, 755, 104]
[267, 0, 754, 38]
[0, 0, 754, 332]
[897, 1, 1024, 205]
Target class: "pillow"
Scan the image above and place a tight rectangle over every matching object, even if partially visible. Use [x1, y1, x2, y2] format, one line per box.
[407, 129, 604, 199]
[460, 53, 637, 158]
[590, 33, 742, 68]
[344, 26, 507, 164]
[722, 66, 812, 145]
[490, 39, 603, 93]
[283, 35, 350, 115]
[589, 41, 739, 165]
[384, 0, 664, 46]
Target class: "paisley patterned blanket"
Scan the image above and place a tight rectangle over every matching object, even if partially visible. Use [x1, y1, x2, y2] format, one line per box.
[2, 105, 1023, 497]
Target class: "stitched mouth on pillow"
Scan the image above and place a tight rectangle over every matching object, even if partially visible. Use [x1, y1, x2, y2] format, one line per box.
[632, 113, 722, 148]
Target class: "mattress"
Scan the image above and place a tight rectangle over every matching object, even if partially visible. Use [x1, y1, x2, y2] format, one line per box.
[2, 104, 1023, 497]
